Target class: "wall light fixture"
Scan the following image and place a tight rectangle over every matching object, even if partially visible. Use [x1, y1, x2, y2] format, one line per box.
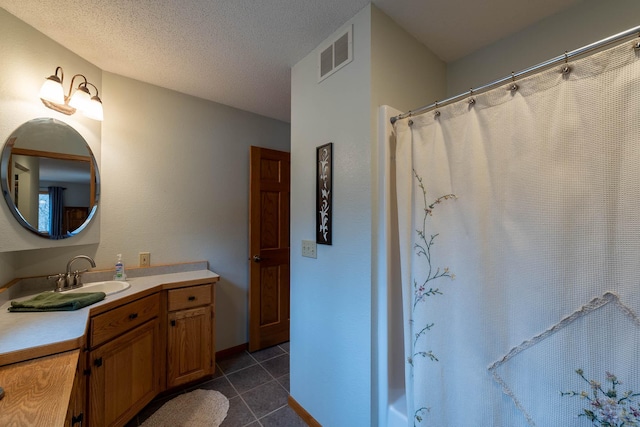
[39, 66, 104, 121]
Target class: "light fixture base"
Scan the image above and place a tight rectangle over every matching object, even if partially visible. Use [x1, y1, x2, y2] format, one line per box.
[40, 98, 76, 116]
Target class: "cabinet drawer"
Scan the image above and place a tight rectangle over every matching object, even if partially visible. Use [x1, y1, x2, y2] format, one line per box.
[168, 284, 212, 311]
[90, 293, 160, 348]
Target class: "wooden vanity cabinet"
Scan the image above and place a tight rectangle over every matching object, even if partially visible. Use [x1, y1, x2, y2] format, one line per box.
[165, 283, 215, 389]
[86, 293, 161, 427]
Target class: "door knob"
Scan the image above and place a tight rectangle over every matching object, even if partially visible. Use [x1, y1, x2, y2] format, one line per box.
[252, 255, 262, 262]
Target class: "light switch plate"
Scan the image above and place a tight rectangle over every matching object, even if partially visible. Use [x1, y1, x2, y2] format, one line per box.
[302, 240, 317, 258]
[139, 252, 150, 267]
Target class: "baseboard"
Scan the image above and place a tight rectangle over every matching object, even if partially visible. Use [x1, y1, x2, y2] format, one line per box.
[215, 342, 248, 360]
[288, 395, 322, 427]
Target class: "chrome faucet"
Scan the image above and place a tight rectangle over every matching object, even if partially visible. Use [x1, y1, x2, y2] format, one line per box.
[65, 255, 96, 289]
[47, 273, 67, 292]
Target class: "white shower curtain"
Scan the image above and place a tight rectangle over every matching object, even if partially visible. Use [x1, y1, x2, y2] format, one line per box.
[393, 38, 640, 426]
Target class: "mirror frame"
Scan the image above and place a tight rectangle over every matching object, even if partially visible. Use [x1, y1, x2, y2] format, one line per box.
[0, 118, 100, 239]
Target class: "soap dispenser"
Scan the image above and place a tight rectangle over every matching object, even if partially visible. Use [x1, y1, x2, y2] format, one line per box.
[114, 254, 126, 280]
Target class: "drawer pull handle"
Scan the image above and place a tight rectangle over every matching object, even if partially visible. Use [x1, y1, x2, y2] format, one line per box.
[188, 296, 196, 301]
[129, 313, 138, 320]
[170, 319, 176, 327]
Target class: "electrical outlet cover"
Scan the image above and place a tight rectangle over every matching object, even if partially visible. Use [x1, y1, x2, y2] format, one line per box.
[302, 240, 317, 258]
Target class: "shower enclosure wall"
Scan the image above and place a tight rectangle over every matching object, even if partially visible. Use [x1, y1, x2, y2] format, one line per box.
[377, 105, 407, 427]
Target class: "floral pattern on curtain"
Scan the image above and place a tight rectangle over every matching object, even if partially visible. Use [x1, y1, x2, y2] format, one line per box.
[392, 38, 640, 426]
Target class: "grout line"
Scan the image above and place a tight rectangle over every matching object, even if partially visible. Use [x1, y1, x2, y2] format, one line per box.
[256, 402, 289, 421]
[220, 352, 262, 426]
[225, 348, 292, 426]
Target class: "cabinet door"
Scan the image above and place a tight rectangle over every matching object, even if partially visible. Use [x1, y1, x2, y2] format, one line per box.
[89, 319, 160, 427]
[65, 350, 86, 426]
[167, 306, 213, 388]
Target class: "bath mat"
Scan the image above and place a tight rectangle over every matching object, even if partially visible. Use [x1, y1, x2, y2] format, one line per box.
[140, 389, 229, 427]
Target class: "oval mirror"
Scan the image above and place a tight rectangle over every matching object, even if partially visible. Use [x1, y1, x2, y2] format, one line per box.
[0, 118, 100, 239]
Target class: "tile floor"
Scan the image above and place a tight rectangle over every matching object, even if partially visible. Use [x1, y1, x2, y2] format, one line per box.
[127, 342, 307, 426]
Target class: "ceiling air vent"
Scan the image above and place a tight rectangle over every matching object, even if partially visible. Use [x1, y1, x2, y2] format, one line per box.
[318, 25, 353, 83]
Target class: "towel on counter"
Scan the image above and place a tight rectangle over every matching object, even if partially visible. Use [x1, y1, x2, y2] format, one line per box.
[8, 292, 106, 312]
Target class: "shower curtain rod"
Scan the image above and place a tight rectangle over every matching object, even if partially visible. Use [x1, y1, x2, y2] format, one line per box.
[390, 24, 640, 125]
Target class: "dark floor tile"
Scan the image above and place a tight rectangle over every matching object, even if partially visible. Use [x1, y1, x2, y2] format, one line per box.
[262, 354, 289, 379]
[226, 364, 273, 393]
[220, 396, 257, 427]
[242, 380, 289, 419]
[217, 351, 257, 374]
[277, 373, 290, 392]
[260, 405, 307, 427]
[278, 342, 290, 353]
[190, 376, 238, 398]
[250, 345, 285, 362]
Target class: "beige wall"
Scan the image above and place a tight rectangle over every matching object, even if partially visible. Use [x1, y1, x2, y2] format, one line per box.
[371, 6, 446, 116]
[0, 8, 290, 351]
[447, 0, 640, 97]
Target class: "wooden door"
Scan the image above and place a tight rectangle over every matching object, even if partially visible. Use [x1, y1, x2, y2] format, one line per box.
[249, 146, 290, 352]
[167, 306, 213, 387]
[89, 319, 159, 427]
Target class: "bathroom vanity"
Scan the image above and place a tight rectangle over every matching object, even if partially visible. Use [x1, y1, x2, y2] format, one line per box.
[0, 266, 219, 427]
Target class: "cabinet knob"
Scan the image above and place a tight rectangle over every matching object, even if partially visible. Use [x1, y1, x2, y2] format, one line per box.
[129, 313, 138, 320]
[188, 296, 196, 301]
[94, 357, 103, 367]
[170, 319, 176, 327]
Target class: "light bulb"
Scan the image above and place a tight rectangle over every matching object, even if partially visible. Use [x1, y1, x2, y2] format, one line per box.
[84, 96, 104, 121]
[68, 86, 91, 111]
[39, 76, 64, 104]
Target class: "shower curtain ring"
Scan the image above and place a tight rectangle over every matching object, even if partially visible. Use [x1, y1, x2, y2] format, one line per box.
[561, 52, 572, 74]
[508, 74, 519, 92]
[468, 89, 476, 106]
[508, 72, 519, 92]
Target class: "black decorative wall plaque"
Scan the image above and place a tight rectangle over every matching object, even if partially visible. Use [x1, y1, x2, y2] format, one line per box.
[316, 143, 332, 245]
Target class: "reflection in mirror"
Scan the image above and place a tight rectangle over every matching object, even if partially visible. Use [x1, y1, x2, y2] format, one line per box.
[0, 118, 100, 239]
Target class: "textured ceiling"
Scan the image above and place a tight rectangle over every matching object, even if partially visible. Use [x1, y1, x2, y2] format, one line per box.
[0, 0, 583, 123]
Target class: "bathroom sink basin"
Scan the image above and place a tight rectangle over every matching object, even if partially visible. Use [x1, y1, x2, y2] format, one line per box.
[63, 280, 130, 296]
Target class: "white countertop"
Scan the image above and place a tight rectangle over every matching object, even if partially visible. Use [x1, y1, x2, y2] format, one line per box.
[0, 269, 219, 360]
